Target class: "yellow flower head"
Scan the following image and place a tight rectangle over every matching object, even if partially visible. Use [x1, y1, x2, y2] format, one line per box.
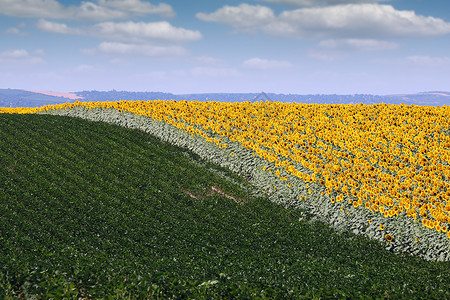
[436, 224, 442, 232]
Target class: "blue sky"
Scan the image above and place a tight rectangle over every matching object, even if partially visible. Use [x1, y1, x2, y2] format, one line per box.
[0, 0, 449, 94]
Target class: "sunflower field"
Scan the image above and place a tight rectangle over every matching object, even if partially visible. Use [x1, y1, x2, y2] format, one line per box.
[2, 100, 450, 261]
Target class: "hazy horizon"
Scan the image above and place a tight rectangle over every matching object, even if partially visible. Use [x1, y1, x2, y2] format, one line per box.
[16, 88, 450, 96]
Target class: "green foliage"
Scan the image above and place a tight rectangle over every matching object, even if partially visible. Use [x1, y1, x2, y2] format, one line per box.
[1, 114, 450, 299]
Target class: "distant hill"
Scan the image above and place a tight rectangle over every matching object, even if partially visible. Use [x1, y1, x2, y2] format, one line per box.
[75, 90, 450, 106]
[1, 88, 449, 107]
[385, 92, 450, 106]
[0, 89, 75, 108]
[25, 90, 83, 100]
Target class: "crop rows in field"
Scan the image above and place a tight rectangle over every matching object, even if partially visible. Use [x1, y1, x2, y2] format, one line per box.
[3, 100, 450, 260]
[3, 113, 450, 298]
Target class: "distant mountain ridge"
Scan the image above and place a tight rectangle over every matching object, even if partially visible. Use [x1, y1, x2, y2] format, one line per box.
[25, 90, 83, 100]
[1, 88, 449, 108]
[66, 90, 450, 106]
[0, 89, 75, 108]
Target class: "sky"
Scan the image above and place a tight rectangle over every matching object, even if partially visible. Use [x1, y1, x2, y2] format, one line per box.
[0, 0, 450, 95]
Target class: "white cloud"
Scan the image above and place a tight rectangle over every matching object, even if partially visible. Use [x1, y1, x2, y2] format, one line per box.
[196, 4, 275, 33]
[36, 20, 202, 45]
[0, 49, 44, 64]
[318, 39, 399, 51]
[0, 0, 66, 19]
[1, 49, 29, 58]
[198, 4, 450, 39]
[275, 4, 450, 38]
[308, 38, 398, 61]
[96, 0, 175, 18]
[72, 1, 127, 20]
[3, 27, 27, 35]
[92, 21, 202, 43]
[36, 19, 80, 34]
[243, 57, 292, 69]
[257, 0, 389, 7]
[0, 0, 175, 21]
[91, 41, 187, 56]
[406, 56, 450, 65]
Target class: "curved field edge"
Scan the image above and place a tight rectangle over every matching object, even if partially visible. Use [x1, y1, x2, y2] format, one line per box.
[3, 114, 450, 299]
[38, 106, 450, 261]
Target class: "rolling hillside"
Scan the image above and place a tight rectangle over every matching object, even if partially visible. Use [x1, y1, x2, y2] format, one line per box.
[1, 113, 450, 299]
[0, 89, 75, 108]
